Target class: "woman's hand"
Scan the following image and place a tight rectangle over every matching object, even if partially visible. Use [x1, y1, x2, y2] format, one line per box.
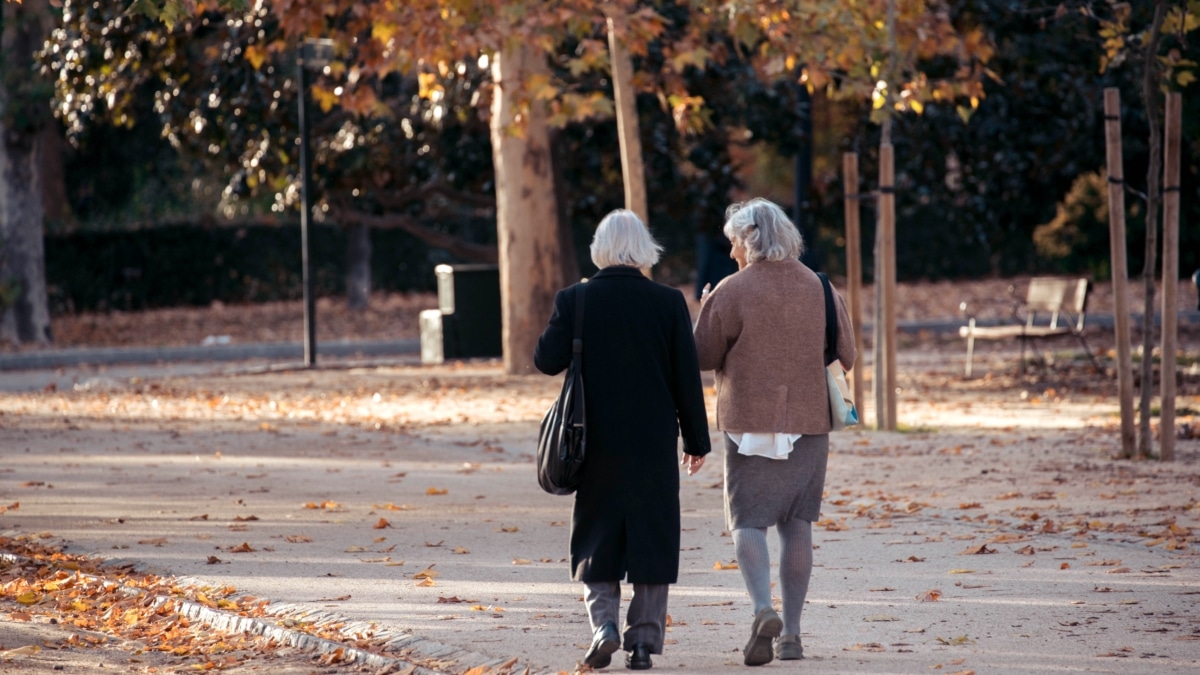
[699, 283, 712, 307]
[680, 454, 706, 476]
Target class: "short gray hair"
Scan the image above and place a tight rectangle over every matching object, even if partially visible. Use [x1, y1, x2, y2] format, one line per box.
[590, 209, 663, 269]
[723, 198, 804, 263]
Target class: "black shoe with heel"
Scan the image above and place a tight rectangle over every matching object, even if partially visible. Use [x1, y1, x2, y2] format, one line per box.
[584, 621, 620, 669]
[625, 643, 652, 670]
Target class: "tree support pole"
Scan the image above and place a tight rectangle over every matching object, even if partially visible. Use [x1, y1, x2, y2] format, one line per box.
[1160, 91, 1181, 461]
[842, 153, 864, 414]
[878, 143, 897, 430]
[1103, 88, 1135, 457]
[605, 13, 648, 232]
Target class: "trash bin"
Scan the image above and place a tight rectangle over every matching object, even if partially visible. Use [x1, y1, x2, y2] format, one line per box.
[420, 264, 501, 363]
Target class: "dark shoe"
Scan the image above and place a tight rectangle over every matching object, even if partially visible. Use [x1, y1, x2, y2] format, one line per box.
[743, 607, 782, 666]
[584, 621, 620, 669]
[775, 634, 803, 660]
[625, 643, 653, 670]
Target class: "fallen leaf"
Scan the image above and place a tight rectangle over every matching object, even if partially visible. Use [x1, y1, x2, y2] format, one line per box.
[232, 515, 259, 522]
[453, 547, 470, 554]
[959, 544, 996, 555]
[948, 569, 975, 574]
[374, 518, 392, 529]
[16, 592, 40, 605]
[936, 635, 975, 646]
[137, 537, 168, 546]
[416, 577, 436, 587]
[496, 526, 519, 533]
[864, 614, 900, 622]
[987, 533, 1029, 544]
[285, 535, 313, 543]
[425, 540, 444, 547]
[206, 556, 222, 564]
[426, 487, 448, 496]
[1060, 562, 1071, 570]
[8, 611, 32, 621]
[512, 558, 532, 565]
[845, 643, 886, 651]
[317, 595, 351, 602]
[713, 560, 739, 570]
[413, 566, 440, 580]
[917, 589, 942, 602]
[1014, 545, 1036, 555]
[228, 542, 255, 553]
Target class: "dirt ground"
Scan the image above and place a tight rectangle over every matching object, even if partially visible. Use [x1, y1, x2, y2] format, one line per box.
[2, 279, 1200, 674]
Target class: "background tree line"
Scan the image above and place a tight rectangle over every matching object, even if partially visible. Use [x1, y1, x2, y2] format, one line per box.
[3, 1, 1197, 334]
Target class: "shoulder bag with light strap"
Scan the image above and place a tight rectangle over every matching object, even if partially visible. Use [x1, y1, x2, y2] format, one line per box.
[818, 273, 858, 430]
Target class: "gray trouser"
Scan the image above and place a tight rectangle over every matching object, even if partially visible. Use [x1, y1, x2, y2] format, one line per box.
[583, 582, 669, 654]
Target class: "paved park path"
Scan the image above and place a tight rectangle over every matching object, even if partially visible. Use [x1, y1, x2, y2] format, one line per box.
[2, 350, 1199, 673]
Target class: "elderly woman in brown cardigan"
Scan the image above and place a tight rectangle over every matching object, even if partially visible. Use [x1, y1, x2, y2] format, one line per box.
[693, 198, 856, 666]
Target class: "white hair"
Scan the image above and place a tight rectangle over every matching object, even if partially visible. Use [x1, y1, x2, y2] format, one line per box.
[590, 209, 663, 269]
[723, 198, 804, 263]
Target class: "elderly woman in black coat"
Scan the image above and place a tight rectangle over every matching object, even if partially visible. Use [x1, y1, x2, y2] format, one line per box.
[534, 209, 711, 671]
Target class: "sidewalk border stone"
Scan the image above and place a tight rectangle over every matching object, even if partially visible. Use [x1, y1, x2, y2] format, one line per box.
[0, 550, 528, 675]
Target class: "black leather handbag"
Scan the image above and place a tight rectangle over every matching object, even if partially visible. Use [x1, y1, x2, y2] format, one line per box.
[536, 283, 586, 495]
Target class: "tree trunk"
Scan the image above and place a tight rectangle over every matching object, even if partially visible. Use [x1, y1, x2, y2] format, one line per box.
[0, 0, 52, 345]
[490, 42, 564, 375]
[1137, 1, 1167, 457]
[346, 221, 371, 310]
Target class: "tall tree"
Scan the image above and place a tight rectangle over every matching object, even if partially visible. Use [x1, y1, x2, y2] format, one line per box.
[0, 0, 52, 345]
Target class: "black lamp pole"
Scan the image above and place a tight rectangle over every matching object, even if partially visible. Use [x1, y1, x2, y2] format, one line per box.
[296, 53, 316, 367]
[295, 40, 333, 367]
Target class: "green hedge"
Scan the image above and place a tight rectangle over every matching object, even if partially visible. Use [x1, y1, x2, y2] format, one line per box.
[44, 223, 461, 313]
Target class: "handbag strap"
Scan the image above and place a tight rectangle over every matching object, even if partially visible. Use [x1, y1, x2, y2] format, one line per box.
[570, 282, 586, 426]
[817, 272, 837, 367]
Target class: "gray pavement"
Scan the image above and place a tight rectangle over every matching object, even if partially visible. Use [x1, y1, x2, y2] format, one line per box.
[2, 358, 1198, 673]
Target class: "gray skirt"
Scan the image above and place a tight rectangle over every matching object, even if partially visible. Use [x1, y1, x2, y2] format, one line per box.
[723, 433, 829, 530]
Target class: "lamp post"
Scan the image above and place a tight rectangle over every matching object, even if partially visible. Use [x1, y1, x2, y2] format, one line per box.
[296, 38, 334, 367]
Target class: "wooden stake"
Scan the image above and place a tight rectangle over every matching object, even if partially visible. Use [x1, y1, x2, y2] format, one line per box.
[843, 153, 865, 414]
[1103, 88, 1136, 458]
[879, 143, 897, 430]
[1160, 92, 1181, 461]
[606, 14, 648, 229]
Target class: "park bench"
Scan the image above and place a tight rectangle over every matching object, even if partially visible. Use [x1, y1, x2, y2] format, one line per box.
[958, 276, 1100, 377]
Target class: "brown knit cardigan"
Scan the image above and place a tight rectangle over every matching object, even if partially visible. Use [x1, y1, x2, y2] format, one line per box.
[693, 259, 857, 434]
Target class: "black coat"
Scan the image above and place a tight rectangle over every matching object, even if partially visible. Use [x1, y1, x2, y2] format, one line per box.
[534, 266, 711, 584]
